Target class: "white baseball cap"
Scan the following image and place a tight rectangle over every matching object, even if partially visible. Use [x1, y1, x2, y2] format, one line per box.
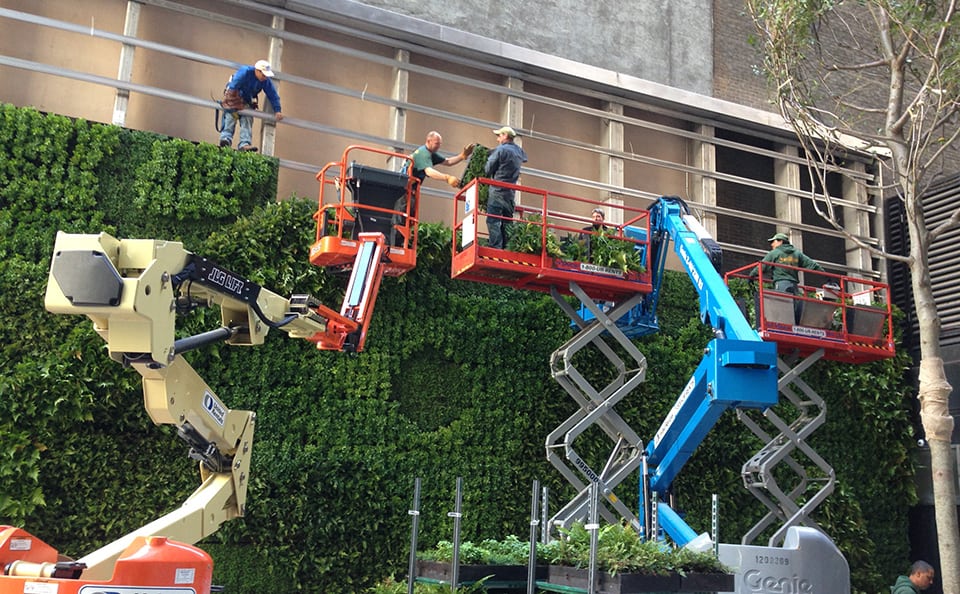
[254, 60, 275, 77]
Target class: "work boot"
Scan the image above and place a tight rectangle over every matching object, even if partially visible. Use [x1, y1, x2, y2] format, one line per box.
[238, 145, 259, 152]
[219, 139, 230, 148]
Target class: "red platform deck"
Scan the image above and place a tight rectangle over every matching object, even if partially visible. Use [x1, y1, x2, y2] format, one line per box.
[450, 179, 653, 303]
[453, 243, 653, 302]
[726, 264, 895, 364]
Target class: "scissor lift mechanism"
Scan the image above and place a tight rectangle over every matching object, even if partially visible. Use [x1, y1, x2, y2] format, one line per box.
[452, 191, 894, 550]
[450, 186, 894, 590]
[546, 287, 648, 530]
[738, 349, 834, 546]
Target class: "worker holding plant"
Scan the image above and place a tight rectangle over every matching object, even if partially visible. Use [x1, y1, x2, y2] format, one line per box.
[402, 131, 475, 187]
[484, 125, 528, 249]
[579, 207, 608, 261]
[395, 131, 475, 244]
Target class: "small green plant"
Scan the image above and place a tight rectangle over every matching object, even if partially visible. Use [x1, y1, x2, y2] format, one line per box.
[587, 230, 644, 273]
[559, 233, 589, 262]
[459, 145, 491, 211]
[420, 535, 530, 565]
[558, 228, 645, 273]
[366, 574, 490, 593]
[506, 214, 564, 257]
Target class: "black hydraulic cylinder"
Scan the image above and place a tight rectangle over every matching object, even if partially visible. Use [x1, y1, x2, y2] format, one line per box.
[173, 326, 238, 355]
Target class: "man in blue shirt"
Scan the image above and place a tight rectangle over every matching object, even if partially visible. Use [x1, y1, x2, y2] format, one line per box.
[219, 60, 284, 152]
[484, 126, 528, 249]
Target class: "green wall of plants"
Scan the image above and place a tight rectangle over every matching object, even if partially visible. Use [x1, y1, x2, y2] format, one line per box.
[0, 104, 915, 593]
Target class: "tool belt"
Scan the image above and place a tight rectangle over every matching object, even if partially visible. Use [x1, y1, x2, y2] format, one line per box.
[221, 88, 244, 110]
[215, 89, 259, 132]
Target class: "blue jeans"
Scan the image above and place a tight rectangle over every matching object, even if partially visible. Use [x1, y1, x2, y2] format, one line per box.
[486, 191, 515, 249]
[774, 279, 802, 322]
[774, 279, 798, 294]
[219, 109, 253, 148]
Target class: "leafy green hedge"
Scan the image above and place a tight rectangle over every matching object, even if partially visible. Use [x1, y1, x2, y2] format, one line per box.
[0, 104, 915, 593]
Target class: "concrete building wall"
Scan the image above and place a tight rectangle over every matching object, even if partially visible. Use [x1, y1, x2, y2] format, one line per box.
[353, 0, 715, 96]
[712, 0, 771, 109]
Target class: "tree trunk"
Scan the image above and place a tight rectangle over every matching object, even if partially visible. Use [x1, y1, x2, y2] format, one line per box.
[906, 187, 959, 594]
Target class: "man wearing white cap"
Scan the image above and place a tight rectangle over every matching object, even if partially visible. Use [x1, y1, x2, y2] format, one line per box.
[484, 126, 528, 249]
[218, 59, 284, 152]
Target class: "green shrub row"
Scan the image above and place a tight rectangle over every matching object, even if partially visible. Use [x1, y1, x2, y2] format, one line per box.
[0, 104, 915, 593]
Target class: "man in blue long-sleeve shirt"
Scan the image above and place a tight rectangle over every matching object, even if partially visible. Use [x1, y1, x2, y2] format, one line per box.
[219, 60, 284, 152]
[484, 126, 528, 249]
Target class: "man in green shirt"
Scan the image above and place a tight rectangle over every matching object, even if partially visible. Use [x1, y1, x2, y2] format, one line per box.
[891, 560, 935, 593]
[402, 130, 474, 186]
[758, 232, 824, 295]
[394, 131, 474, 244]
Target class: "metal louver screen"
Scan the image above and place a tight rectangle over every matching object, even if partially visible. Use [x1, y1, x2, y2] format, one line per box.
[887, 173, 960, 353]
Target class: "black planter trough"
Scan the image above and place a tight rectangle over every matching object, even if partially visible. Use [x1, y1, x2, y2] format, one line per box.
[415, 559, 545, 592]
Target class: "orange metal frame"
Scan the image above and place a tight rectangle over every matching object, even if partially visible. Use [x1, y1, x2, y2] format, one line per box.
[304, 232, 387, 353]
[0, 526, 214, 594]
[450, 177, 654, 303]
[309, 145, 419, 277]
[725, 262, 896, 363]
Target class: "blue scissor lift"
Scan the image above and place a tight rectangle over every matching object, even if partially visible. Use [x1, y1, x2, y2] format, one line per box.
[452, 185, 895, 593]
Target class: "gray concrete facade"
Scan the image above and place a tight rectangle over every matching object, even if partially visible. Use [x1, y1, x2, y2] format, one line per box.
[350, 0, 714, 95]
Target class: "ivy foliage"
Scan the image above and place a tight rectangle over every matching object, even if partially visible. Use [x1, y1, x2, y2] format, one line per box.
[507, 213, 565, 257]
[459, 144, 490, 210]
[0, 104, 916, 593]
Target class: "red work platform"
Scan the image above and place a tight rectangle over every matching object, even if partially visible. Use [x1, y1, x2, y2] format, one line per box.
[451, 178, 653, 303]
[309, 145, 419, 277]
[726, 263, 896, 364]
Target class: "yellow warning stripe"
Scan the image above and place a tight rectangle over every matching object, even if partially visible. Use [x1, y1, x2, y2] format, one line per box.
[480, 255, 538, 267]
[849, 342, 894, 352]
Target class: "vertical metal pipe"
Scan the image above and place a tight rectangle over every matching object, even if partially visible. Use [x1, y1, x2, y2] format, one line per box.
[712, 493, 719, 557]
[405, 477, 421, 594]
[111, 1, 140, 127]
[641, 453, 651, 541]
[261, 15, 284, 156]
[651, 490, 659, 543]
[449, 477, 464, 593]
[540, 486, 550, 544]
[527, 479, 540, 594]
[587, 482, 599, 594]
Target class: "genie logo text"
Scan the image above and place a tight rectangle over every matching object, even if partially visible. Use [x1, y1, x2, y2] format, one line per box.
[743, 569, 813, 593]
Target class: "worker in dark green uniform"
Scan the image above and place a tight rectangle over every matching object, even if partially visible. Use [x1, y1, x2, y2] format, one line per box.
[749, 231, 825, 325]
[758, 232, 824, 295]
[890, 560, 935, 593]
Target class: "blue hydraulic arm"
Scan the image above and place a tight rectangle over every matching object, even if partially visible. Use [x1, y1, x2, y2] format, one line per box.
[636, 197, 779, 545]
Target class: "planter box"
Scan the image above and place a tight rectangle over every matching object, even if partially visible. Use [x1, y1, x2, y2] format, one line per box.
[762, 293, 796, 326]
[678, 571, 735, 592]
[544, 565, 733, 593]
[797, 300, 837, 330]
[846, 307, 886, 342]
[416, 559, 544, 587]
